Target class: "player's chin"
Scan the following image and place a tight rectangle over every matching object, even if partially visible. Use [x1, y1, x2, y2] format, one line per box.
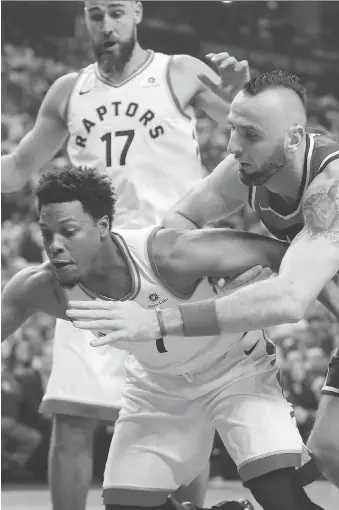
[239, 169, 269, 187]
[56, 269, 79, 289]
[238, 169, 257, 186]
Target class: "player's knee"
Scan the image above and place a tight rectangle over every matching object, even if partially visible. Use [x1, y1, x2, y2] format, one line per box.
[246, 468, 324, 510]
[52, 414, 97, 454]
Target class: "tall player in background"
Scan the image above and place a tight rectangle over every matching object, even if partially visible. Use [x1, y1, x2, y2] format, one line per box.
[1, 2, 249, 509]
[77, 70, 339, 489]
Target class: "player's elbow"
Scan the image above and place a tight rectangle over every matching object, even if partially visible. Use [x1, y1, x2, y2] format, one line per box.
[1, 153, 30, 193]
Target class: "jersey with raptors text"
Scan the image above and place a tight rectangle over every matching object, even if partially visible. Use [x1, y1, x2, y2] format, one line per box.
[248, 132, 339, 242]
[66, 51, 203, 229]
[62, 227, 266, 376]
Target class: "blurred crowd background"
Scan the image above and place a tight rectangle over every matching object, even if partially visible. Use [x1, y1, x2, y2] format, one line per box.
[2, 0, 339, 485]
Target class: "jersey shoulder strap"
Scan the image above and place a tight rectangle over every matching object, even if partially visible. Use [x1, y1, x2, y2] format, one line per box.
[310, 131, 339, 175]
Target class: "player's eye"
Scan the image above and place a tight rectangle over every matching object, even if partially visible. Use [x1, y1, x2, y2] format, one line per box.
[88, 11, 104, 22]
[245, 131, 258, 140]
[63, 230, 77, 238]
[109, 9, 124, 18]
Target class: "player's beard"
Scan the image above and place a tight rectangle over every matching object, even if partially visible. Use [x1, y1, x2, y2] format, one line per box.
[238, 143, 286, 187]
[94, 32, 136, 75]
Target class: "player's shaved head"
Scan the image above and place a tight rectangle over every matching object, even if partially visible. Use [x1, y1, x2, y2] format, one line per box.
[228, 71, 308, 187]
[235, 70, 307, 133]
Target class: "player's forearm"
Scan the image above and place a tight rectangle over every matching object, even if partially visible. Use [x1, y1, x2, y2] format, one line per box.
[162, 277, 303, 337]
[1, 153, 31, 193]
[215, 278, 303, 332]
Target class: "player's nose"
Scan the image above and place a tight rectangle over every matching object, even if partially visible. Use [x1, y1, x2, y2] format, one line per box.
[50, 234, 65, 253]
[102, 13, 114, 35]
[228, 133, 242, 158]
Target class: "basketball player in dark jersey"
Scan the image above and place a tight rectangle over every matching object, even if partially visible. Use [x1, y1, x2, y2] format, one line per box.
[69, 70, 339, 506]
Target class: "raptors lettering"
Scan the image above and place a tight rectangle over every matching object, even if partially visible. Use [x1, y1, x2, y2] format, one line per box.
[75, 100, 165, 149]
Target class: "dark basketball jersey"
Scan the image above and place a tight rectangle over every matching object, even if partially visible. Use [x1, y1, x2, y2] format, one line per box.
[248, 132, 339, 242]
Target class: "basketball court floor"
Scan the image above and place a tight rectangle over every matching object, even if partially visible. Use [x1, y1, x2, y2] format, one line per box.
[2, 480, 338, 509]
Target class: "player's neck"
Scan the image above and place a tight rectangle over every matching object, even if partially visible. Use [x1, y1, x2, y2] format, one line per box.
[264, 140, 307, 200]
[98, 44, 150, 85]
[80, 236, 132, 300]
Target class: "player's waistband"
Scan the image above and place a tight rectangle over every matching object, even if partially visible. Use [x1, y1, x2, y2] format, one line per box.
[130, 329, 266, 378]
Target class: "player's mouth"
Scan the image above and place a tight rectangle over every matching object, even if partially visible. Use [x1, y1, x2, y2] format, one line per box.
[239, 162, 251, 170]
[52, 260, 73, 270]
[103, 40, 117, 49]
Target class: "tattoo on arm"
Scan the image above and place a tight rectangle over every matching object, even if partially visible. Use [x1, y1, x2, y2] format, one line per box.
[299, 180, 339, 244]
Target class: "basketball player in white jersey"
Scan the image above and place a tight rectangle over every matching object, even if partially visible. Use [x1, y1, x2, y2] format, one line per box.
[3, 165, 324, 510]
[1, 2, 249, 508]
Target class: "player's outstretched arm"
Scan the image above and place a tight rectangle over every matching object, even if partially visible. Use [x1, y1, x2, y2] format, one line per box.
[156, 228, 288, 281]
[1, 266, 48, 341]
[163, 155, 247, 229]
[1, 73, 78, 193]
[170, 53, 249, 124]
[169, 172, 339, 335]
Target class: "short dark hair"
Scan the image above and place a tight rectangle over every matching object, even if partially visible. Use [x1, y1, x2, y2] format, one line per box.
[242, 70, 307, 110]
[36, 164, 116, 228]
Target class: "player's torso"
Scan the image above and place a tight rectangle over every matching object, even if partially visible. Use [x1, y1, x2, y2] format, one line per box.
[66, 52, 203, 229]
[249, 132, 339, 242]
[62, 227, 266, 376]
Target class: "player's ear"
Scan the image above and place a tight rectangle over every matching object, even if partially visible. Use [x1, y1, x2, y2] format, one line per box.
[134, 1, 143, 25]
[98, 216, 110, 238]
[286, 125, 305, 153]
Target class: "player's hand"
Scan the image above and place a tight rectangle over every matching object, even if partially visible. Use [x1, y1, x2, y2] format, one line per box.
[66, 300, 160, 347]
[210, 265, 275, 295]
[206, 52, 250, 97]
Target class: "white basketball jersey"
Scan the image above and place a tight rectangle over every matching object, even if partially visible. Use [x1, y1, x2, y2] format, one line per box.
[62, 228, 265, 376]
[66, 51, 203, 229]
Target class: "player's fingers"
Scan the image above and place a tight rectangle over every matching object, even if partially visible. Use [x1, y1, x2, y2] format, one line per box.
[67, 309, 115, 320]
[237, 265, 264, 280]
[230, 266, 264, 287]
[90, 332, 123, 347]
[207, 52, 230, 63]
[72, 320, 118, 330]
[261, 267, 275, 279]
[250, 267, 274, 283]
[68, 300, 117, 310]
[236, 59, 249, 69]
[216, 56, 238, 69]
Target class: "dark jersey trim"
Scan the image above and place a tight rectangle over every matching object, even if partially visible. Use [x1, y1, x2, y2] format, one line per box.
[166, 55, 192, 120]
[318, 152, 339, 174]
[248, 186, 253, 209]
